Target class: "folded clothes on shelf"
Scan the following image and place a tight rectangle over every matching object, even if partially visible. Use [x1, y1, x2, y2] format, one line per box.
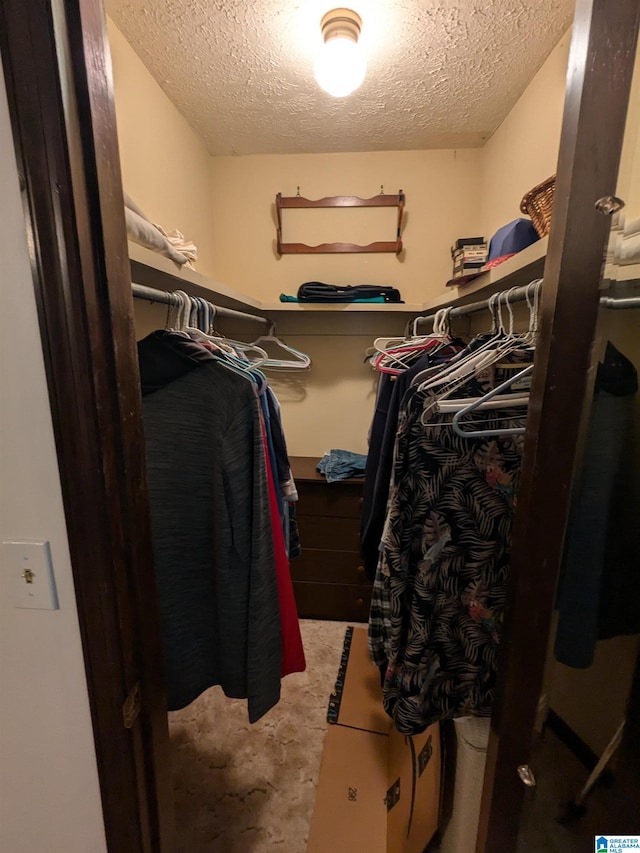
[317, 449, 367, 483]
[279, 294, 386, 303]
[123, 190, 198, 268]
[154, 224, 198, 267]
[280, 282, 403, 303]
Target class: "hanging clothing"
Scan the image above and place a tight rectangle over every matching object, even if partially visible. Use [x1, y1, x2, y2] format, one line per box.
[361, 342, 464, 580]
[265, 387, 301, 558]
[369, 350, 529, 734]
[555, 342, 640, 668]
[260, 391, 284, 520]
[266, 387, 294, 491]
[261, 423, 306, 677]
[138, 330, 284, 722]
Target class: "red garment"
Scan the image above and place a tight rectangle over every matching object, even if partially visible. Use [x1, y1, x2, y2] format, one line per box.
[261, 423, 306, 677]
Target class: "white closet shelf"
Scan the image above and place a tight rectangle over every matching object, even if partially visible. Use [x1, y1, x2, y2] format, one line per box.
[261, 301, 424, 312]
[422, 237, 548, 313]
[128, 242, 262, 312]
[128, 243, 424, 314]
[128, 237, 548, 319]
[604, 261, 640, 286]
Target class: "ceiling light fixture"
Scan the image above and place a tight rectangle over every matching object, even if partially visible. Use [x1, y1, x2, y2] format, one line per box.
[314, 8, 366, 98]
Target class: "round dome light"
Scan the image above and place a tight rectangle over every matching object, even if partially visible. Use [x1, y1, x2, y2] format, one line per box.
[314, 9, 366, 98]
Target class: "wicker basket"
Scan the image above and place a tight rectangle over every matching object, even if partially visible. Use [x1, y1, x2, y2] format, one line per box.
[520, 174, 556, 238]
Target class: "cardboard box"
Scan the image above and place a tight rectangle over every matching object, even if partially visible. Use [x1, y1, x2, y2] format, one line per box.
[308, 627, 441, 853]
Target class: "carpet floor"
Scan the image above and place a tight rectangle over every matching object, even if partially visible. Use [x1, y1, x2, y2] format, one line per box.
[169, 619, 350, 852]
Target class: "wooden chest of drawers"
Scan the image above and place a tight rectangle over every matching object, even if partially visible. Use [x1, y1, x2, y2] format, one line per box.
[290, 456, 371, 622]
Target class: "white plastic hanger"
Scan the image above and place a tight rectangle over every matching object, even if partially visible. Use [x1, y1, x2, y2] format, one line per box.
[438, 393, 530, 412]
[170, 290, 269, 367]
[450, 365, 533, 437]
[410, 294, 503, 390]
[420, 288, 529, 394]
[371, 308, 450, 357]
[415, 294, 503, 399]
[251, 322, 311, 370]
[372, 308, 453, 374]
[418, 285, 539, 426]
[444, 281, 542, 435]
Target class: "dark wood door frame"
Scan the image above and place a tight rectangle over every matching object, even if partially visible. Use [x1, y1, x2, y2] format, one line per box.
[0, 1, 173, 850]
[477, 1, 640, 850]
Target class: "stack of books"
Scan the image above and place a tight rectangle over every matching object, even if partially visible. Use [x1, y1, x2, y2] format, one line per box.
[451, 237, 488, 278]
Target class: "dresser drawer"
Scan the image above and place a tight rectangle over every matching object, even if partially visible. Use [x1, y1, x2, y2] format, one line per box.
[291, 549, 369, 585]
[293, 581, 372, 622]
[296, 514, 361, 552]
[296, 482, 363, 519]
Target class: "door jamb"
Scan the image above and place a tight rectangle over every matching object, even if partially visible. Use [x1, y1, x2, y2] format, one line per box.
[477, 1, 640, 850]
[0, 1, 174, 850]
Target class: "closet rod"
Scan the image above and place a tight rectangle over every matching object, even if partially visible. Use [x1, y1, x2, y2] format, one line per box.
[599, 295, 640, 310]
[131, 282, 270, 327]
[409, 281, 542, 332]
[412, 283, 640, 331]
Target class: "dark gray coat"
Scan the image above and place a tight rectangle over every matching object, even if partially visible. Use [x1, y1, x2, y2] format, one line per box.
[138, 331, 282, 721]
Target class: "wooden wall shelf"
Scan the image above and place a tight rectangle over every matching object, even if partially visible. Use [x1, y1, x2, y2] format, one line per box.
[276, 191, 404, 255]
[276, 240, 402, 255]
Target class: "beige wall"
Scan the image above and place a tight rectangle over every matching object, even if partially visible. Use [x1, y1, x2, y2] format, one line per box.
[203, 37, 570, 455]
[108, 21, 571, 303]
[208, 34, 571, 307]
[119, 26, 571, 458]
[0, 69, 107, 853]
[108, 18, 217, 278]
[267, 335, 378, 457]
[480, 33, 571, 240]
[209, 149, 484, 305]
[618, 38, 640, 220]
[265, 312, 412, 457]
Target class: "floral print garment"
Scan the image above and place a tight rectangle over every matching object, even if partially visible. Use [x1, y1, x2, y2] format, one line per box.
[369, 353, 528, 734]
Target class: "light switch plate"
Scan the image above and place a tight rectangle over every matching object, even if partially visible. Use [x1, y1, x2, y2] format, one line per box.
[2, 540, 59, 610]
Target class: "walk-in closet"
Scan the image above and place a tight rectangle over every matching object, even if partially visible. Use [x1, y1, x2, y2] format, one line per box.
[1, 1, 640, 852]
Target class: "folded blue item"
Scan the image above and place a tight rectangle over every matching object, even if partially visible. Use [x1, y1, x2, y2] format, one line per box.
[488, 218, 540, 260]
[317, 449, 367, 483]
[280, 294, 385, 303]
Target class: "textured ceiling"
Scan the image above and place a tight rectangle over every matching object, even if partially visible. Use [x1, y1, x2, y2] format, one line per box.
[107, 0, 574, 156]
